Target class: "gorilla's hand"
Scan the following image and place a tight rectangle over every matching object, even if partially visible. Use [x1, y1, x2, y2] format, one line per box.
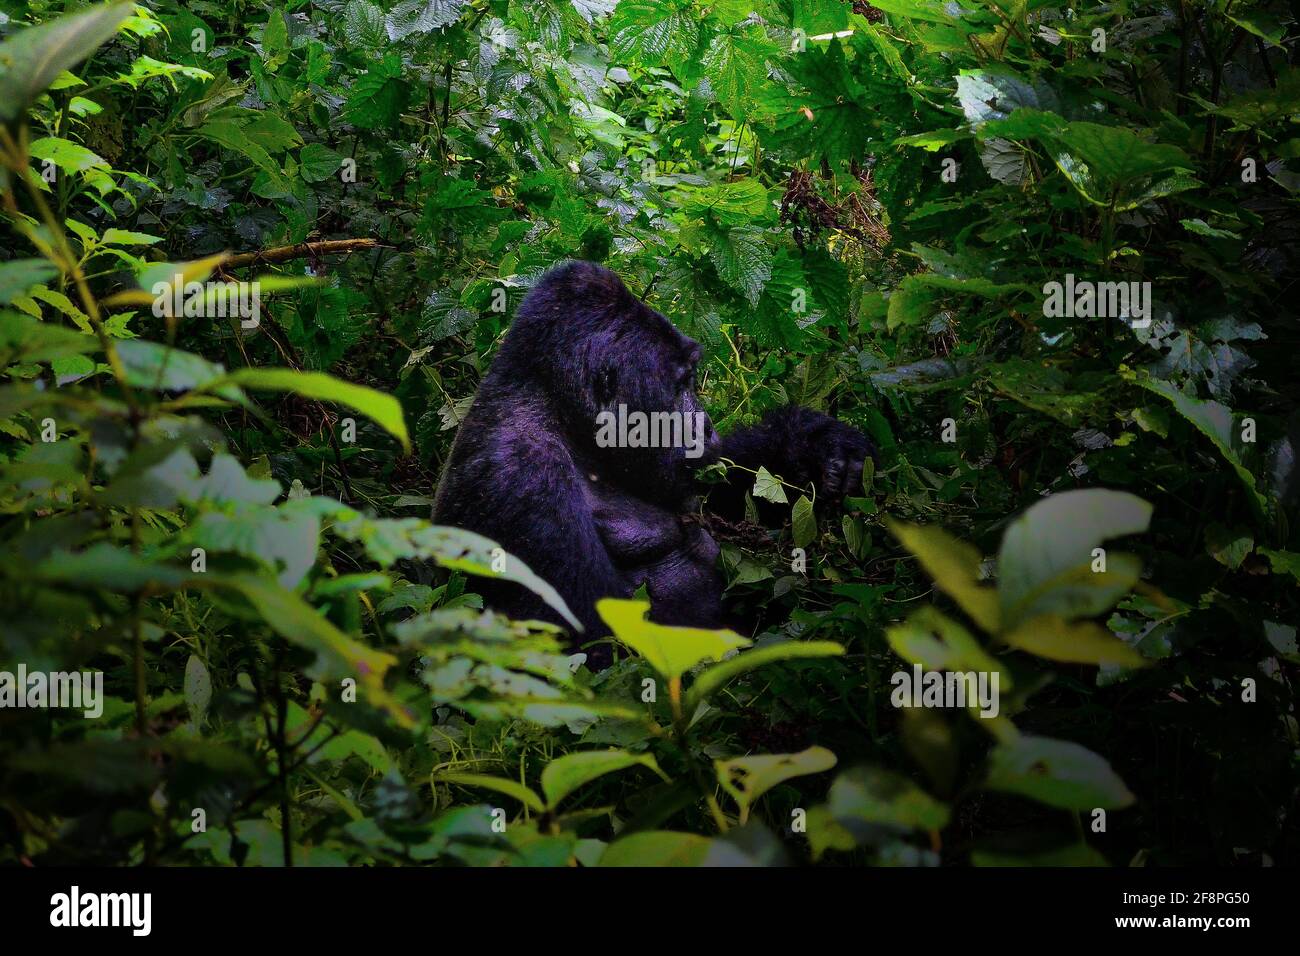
[805, 414, 872, 501]
[706, 405, 875, 520]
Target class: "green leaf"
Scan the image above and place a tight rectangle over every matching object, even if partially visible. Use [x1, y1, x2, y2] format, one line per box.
[710, 225, 772, 305]
[598, 831, 713, 866]
[997, 490, 1151, 629]
[827, 765, 951, 831]
[0, 260, 58, 304]
[1259, 547, 1300, 582]
[684, 640, 844, 715]
[540, 750, 667, 808]
[117, 340, 228, 391]
[1264, 621, 1298, 662]
[434, 772, 545, 813]
[385, 0, 469, 36]
[101, 228, 164, 246]
[1005, 554, 1145, 625]
[1226, 10, 1286, 48]
[299, 143, 344, 183]
[220, 368, 410, 453]
[701, 24, 774, 116]
[597, 598, 751, 680]
[885, 607, 1011, 690]
[0, 1, 133, 123]
[956, 69, 1059, 128]
[332, 518, 583, 630]
[715, 747, 837, 818]
[751, 466, 788, 503]
[791, 494, 815, 548]
[1002, 615, 1146, 668]
[184, 654, 212, 727]
[610, 0, 704, 69]
[1048, 122, 1195, 209]
[681, 178, 772, 226]
[1129, 372, 1268, 521]
[884, 518, 1000, 633]
[0, 311, 95, 363]
[986, 735, 1135, 810]
[33, 544, 192, 590]
[1205, 523, 1253, 569]
[214, 574, 411, 726]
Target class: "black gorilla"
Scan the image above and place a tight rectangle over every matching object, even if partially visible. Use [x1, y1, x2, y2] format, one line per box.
[433, 261, 870, 664]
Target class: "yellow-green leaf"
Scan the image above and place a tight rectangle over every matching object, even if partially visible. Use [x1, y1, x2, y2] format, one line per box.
[885, 517, 1000, 633]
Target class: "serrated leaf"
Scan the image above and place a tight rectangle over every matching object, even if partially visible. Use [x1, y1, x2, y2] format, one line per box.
[710, 226, 772, 305]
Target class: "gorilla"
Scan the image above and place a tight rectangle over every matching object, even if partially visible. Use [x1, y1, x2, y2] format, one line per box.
[433, 261, 870, 666]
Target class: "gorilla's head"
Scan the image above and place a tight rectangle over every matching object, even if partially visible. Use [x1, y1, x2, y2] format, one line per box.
[502, 261, 717, 503]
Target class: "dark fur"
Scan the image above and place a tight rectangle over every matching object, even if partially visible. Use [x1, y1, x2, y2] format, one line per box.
[433, 261, 870, 665]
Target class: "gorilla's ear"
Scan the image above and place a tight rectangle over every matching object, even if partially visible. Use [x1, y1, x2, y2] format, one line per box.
[595, 365, 619, 407]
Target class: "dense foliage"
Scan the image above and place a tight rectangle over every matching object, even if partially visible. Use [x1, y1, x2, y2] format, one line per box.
[1, 0, 1297, 867]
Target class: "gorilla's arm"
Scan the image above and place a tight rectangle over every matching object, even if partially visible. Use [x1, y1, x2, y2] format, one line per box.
[703, 405, 872, 520]
[434, 423, 630, 664]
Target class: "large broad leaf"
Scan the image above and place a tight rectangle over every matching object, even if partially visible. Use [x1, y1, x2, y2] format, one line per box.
[884, 518, 1000, 633]
[334, 519, 583, 631]
[117, 340, 228, 392]
[597, 598, 751, 680]
[997, 490, 1151, 629]
[0, 260, 58, 305]
[1048, 122, 1195, 209]
[1002, 615, 1146, 668]
[218, 368, 409, 453]
[0, 310, 96, 363]
[832, 765, 950, 829]
[684, 639, 844, 715]
[791, 494, 816, 549]
[1130, 372, 1269, 521]
[956, 69, 1060, 128]
[715, 747, 837, 820]
[710, 225, 772, 306]
[539, 750, 667, 808]
[885, 607, 1012, 691]
[986, 735, 1135, 810]
[598, 831, 714, 866]
[1004, 554, 1145, 626]
[609, 0, 703, 69]
[0, 1, 133, 123]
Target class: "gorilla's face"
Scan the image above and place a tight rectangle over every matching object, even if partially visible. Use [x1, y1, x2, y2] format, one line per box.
[586, 301, 717, 502]
[505, 261, 718, 504]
